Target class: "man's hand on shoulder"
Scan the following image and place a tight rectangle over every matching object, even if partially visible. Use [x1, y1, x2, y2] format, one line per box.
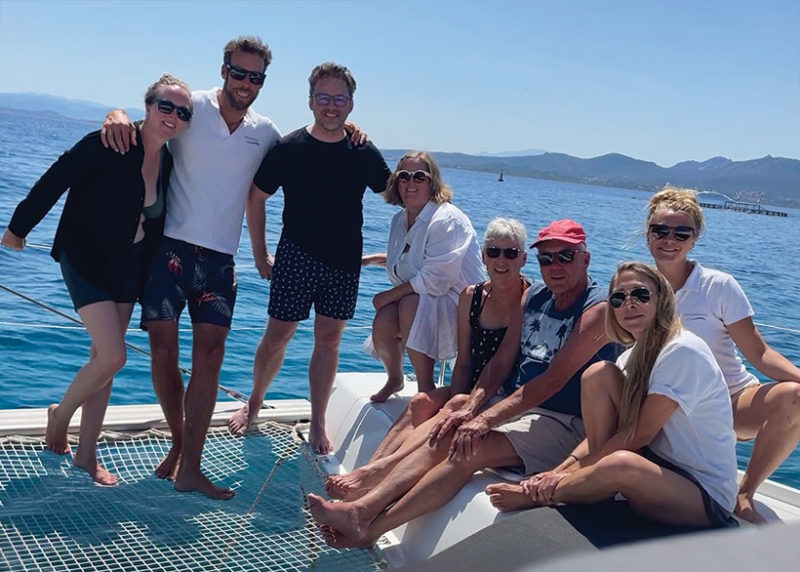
[100, 109, 136, 154]
[344, 121, 367, 147]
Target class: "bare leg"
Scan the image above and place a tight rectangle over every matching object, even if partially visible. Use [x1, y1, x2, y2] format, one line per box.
[487, 360, 623, 513]
[311, 431, 520, 546]
[47, 301, 128, 455]
[368, 387, 452, 462]
[73, 302, 134, 485]
[174, 323, 233, 499]
[398, 294, 435, 393]
[489, 450, 711, 527]
[580, 361, 623, 451]
[228, 317, 298, 434]
[553, 451, 711, 526]
[308, 314, 347, 454]
[732, 381, 800, 524]
[326, 393, 464, 500]
[370, 302, 405, 403]
[147, 320, 184, 479]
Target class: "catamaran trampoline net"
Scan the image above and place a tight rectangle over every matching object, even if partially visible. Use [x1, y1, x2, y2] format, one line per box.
[0, 422, 385, 571]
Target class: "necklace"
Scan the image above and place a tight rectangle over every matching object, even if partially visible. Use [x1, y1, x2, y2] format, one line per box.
[226, 116, 244, 129]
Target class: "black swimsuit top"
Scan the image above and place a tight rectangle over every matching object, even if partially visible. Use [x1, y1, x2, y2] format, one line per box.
[468, 282, 510, 388]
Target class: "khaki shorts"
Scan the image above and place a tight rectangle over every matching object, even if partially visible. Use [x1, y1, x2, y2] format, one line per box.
[494, 407, 585, 475]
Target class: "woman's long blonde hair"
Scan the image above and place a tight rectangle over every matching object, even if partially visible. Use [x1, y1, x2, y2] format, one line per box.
[605, 262, 681, 436]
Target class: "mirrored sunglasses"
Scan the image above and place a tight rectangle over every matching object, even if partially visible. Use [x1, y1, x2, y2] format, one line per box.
[608, 287, 652, 308]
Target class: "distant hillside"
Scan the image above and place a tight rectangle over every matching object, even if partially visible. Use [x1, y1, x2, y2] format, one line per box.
[2, 93, 797, 208]
[0, 93, 143, 122]
[384, 150, 800, 208]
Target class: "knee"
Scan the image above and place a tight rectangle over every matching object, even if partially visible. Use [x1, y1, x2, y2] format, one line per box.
[197, 341, 226, 371]
[372, 305, 400, 336]
[260, 326, 294, 353]
[771, 382, 800, 422]
[397, 294, 420, 328]
[581, 361, 623, 399]
[95, 344, 127, 376]
[409, 392, 437, 419]
[593, 450, 647, 488]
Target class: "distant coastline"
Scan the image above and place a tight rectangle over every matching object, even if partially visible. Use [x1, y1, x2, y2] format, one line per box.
[2, 92, 797, 209]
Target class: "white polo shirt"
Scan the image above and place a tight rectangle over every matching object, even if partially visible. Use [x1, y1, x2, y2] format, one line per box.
[675, 261, 758, 395]
[165, 88, 281, 255]
[617, 330, 738, 512]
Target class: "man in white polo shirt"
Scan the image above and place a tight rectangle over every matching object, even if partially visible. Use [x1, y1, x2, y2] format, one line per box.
[101, 36, 281, 500]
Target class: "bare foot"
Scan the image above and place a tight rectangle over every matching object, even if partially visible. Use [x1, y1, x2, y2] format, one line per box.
[74, 457, 118, 486]
[325, 465, 380, 501]
[154, 446, 181, 480]
[319, 524, 373, 549]
[735, 493, 767, 525]
[485, 482, 538, 512]
[370, 377, 404, 403]
[228, 403, 255, 435]
[309, 424, 332, 455]
[174, 469, 234, 500]
[45, 404, 70, 455]
[307, 493, 366, 540]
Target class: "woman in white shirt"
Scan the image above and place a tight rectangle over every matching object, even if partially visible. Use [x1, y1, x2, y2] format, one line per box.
[487, 262, 738, 528]
[645, 186, 800, 524]
[364, 151, 484, 402]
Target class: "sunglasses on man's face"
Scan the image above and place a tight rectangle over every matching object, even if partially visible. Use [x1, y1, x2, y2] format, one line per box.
[485, 246, 521, 260]
[536, 248, 579, 266]
[154, 99, 192, 122]
[225, 62, 266, 85]
[397, 170, 431, 183]
[608, 287, 652, 308]
[648, 224, 695, 242]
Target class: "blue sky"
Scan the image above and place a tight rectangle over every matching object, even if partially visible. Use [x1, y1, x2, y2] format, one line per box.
[1, 0, 798, 165]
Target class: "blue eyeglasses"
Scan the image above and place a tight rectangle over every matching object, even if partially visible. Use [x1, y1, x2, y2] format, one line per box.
[312, 93, 351, 107]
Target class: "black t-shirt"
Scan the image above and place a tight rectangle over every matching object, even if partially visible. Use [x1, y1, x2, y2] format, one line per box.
[253, 128, 391, 271]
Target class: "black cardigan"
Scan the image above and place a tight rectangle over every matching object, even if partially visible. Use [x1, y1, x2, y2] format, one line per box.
[8, 125, 172, 296]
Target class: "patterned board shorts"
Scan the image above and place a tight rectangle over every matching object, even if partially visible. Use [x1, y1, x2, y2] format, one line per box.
[139, 237, 236, 329]
[268, 237, 360, 322]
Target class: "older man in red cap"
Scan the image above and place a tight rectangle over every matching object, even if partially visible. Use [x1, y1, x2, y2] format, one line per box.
[308, 219, 621, 549]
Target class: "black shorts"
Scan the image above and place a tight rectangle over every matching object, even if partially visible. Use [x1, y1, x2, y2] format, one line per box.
[641, 447, 738, 528]
[139, 237, 237, 329]
[60, 246, 141, 310]
[268, 237, 359, 322]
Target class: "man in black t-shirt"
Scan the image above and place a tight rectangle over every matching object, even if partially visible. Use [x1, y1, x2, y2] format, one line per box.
[228, 62, 391, 454]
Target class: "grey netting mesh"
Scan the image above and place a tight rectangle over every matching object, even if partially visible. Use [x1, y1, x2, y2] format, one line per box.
[0, 422, 385, 571]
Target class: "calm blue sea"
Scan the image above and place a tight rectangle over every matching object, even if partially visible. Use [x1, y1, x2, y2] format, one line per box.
[1, 109, 799, 488]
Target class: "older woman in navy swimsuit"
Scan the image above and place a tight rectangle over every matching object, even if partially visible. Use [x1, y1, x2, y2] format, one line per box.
[1, 74, 192, 485]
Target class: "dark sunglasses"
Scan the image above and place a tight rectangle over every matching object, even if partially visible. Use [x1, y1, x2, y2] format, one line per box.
[397, 170, 431, 183]
[154, 99, 192, 122]
[536, 248, 580, 266]
[486, 246, 521, 260]
[649, 224, 695, 242]
[608, 287, 652, 308]
[312, 93, 351, 107]
[225, 62, 266, 85]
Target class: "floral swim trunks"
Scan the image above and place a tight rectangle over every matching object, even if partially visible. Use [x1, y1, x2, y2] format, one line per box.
[140, 237, 237, 329]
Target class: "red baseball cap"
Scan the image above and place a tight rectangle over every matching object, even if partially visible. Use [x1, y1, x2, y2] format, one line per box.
[530, 219, 587, 247]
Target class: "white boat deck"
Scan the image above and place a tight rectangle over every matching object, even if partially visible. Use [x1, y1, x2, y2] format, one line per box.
[0, 398, 311, 436]
[321, 372, 800, 568]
